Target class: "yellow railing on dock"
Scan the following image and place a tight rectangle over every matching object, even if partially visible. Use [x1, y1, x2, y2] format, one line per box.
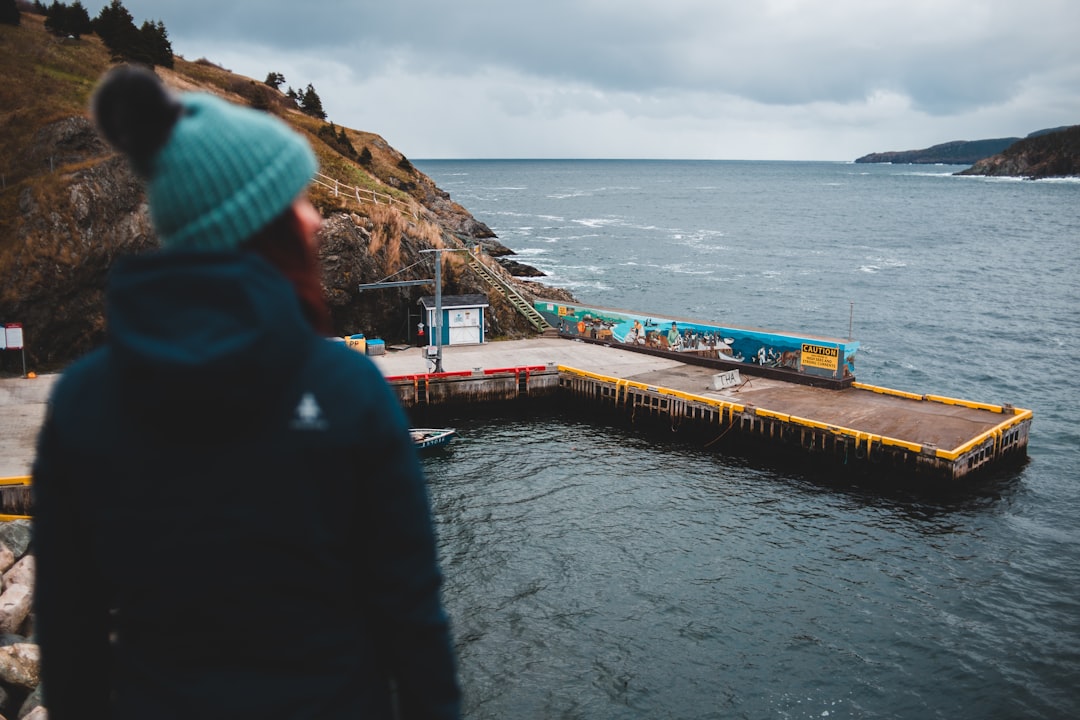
[852, 382, 1033, 460]
[941, 407, 1033, 461]
[559, 366, 1033, 465]
[0, 476, 32, 521]
[0, 476, 31, 486]
[853, 382, 1013, 413]
[557, 365, 749, 413]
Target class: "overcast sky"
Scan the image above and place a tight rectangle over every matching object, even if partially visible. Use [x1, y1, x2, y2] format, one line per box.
[117, 0, 1080, 160]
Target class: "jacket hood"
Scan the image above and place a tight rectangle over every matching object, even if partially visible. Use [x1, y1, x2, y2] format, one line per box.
[105, 251, 319, 440]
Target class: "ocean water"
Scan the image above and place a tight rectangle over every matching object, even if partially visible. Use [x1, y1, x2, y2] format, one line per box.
[413, 160, 1080, 719]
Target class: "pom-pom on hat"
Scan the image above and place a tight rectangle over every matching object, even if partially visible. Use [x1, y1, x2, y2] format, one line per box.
[92, 65, 317, 252]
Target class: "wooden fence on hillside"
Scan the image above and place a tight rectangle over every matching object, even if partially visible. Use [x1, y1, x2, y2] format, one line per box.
[311, 172, 417, 218]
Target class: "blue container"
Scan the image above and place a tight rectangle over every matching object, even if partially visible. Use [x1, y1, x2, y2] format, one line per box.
[365, 338, 385, 356]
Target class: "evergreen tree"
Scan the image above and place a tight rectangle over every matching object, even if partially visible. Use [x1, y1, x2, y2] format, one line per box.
[90, 2, 172, 67]
[44, 0, 64, 34]
[45, 0, 90, 37]
[299, 84, 326, 120]
[316, 123, 358, 159]
[358, 147, 373, 166]
[66, 1, 92, 38]
[264, 72, 286, 90]
[140, 19, 173, 67]
[93, 0, 136, 57]
[0, 0, 20, 26]
[337, 126, 357, 157]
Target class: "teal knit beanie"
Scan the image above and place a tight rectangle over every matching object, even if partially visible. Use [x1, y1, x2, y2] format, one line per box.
[147, 93, 317, 251]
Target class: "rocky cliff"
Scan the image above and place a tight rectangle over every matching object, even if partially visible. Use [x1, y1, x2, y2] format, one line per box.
[0, 14, 571, 371]
[955, 125, 1080, 179]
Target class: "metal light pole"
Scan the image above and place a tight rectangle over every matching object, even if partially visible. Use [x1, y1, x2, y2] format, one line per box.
[419, 248, 475, 375]
[433, 249, 444, 372]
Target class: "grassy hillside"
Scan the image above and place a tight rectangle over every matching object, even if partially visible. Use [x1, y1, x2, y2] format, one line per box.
[0, 13, 432, 233]
[0, 13, 111, 207]
[0, 12, 539, 368]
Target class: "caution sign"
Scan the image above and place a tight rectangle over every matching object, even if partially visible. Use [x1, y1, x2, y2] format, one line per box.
[801, 343, 839, 371]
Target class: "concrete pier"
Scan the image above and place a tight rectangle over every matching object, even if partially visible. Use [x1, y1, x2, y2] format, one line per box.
[368, 337, 680, 378]
[369, 337, 1031, 482]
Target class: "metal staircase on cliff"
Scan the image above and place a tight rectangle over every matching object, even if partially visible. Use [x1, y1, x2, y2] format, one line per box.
[466, 251, 553, 333]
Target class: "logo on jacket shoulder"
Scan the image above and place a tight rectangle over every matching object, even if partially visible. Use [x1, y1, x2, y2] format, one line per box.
[290, 392, 328, 431]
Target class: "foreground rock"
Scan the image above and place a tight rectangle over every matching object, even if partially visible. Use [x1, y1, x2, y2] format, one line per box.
[0, 521, 43, 719]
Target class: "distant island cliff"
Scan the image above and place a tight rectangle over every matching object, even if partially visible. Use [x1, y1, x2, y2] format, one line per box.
[855, 126, 1070, 163]
[855, 125, 1080, 179]
[855, 137, 1023, 165]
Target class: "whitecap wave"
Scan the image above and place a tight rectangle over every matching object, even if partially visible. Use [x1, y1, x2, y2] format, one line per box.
[1033, 175, 1080, 184]
[574, 218, 621, 228]
[661, 264, 714, 275]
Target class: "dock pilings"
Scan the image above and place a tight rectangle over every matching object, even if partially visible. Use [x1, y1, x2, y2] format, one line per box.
[554, 366, 1030, 483]
[386, 364, 561, 407]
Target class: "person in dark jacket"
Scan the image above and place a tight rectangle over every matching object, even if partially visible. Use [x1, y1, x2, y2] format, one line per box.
[32, 65, 461, 720]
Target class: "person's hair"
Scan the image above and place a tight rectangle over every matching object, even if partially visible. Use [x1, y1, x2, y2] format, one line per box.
[243, 208, 333, 336]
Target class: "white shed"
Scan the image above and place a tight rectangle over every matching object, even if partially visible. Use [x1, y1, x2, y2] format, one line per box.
[418, 294, 489, 346]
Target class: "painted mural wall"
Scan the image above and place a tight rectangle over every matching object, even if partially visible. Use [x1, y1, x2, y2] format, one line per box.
[534, 300, 859, 379]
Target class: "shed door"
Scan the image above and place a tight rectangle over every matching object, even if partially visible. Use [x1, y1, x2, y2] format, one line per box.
[449, 326, 481, 344]
[448, 308, 481, 345]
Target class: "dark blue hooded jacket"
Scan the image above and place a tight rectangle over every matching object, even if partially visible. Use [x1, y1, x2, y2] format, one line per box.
[32, 251, 461, 719]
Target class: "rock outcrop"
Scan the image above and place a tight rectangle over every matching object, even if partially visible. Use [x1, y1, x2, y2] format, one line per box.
[955, 125, 1080, 179]
[0, 521, 43, 720]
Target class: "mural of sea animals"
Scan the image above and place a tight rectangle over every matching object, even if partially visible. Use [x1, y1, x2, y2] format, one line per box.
[538, 301, 857, 379]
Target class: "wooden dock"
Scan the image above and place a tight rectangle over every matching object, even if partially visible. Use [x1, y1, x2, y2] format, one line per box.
[370, 337, 1031, 483]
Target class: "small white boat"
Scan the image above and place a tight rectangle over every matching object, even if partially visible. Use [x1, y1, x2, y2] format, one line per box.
[411, 428, 458, 451]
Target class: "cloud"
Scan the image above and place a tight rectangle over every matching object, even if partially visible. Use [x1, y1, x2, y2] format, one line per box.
[118, 0, 1080, 158]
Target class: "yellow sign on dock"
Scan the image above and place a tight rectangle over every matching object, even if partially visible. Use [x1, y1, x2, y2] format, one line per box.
[801, 343, 839, 371]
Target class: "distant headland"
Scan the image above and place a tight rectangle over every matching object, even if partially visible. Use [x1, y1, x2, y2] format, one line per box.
[854, 127, 1070, 165]
[855, 125, 1080, 179]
